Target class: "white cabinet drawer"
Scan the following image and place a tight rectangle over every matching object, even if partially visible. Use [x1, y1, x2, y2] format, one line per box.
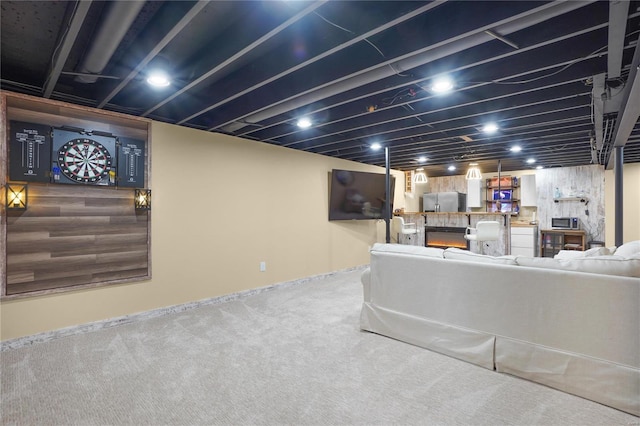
[511, 227, 535, 236]
[511, 234, 533, 247]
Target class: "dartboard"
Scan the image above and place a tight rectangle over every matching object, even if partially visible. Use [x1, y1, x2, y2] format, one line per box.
[57, 138, 113, 183]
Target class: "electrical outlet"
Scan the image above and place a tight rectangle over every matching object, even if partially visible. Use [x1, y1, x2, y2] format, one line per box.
[259, 261, 266, 272]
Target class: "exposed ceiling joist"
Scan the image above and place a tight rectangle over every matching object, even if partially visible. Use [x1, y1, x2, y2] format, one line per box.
[144, 0, 329, 118]
[97, 0, 210, 109]
[607, 31, 640, 169]
[608, 0, 630, 79]
[43, 1, 93, 98]
[222, 1, 596, 133]
[2, 0, 639, 177]
[174, 0, 446, 126]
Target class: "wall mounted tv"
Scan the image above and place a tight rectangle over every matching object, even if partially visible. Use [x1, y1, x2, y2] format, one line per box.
[328, 169, 395, 221]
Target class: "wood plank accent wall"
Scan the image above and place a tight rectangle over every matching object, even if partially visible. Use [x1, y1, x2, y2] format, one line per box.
[5, 185, 149, 296]
[2, 91, 151, 299]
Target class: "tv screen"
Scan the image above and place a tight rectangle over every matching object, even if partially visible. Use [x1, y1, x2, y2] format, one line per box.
[493, 189, 512, 200]
[328, 169, 395, 221]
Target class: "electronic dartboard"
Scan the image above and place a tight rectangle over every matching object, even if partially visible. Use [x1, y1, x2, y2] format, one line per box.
[57, 138, 112, 183]
[52, 129, 117, 186]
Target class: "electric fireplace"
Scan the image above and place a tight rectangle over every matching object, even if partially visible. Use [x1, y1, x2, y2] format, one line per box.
[425, 226, 469, 250]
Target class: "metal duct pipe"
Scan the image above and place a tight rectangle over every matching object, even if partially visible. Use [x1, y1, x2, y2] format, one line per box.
[75, 1, 145, 83]
[222, 0, 595, 133]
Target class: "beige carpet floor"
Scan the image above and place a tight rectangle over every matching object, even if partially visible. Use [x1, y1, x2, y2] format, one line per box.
[1, 269, 637, 425]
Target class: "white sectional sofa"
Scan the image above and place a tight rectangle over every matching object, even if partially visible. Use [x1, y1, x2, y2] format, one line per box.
[360, 242, 640, 416]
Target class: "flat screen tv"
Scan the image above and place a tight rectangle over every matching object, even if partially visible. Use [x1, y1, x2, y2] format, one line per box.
[492, 189, 512, 200]
[328, 169, 395, 221]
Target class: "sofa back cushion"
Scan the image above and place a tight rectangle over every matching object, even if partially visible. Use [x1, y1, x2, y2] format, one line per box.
[371, 243, 444, 258]
[443, 248, 518, 265]
[555, 246, 613, 259]
[615, 240, 640, 258]
[516, 255, 640, 278]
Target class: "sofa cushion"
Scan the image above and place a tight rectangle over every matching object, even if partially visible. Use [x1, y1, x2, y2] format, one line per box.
[554, 250, 589, 260]
[516, 255, 640, 278]
[443, 247, 518, 265]
[555, 247, 612, 259]
[371, 243, 444, 258]
[614, 240, 640, 258]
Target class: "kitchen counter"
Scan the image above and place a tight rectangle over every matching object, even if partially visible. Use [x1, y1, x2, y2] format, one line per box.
[511, 221, 539, 228]
[398, 212, 508, 216]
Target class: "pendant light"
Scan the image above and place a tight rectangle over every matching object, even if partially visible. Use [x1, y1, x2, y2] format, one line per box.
[414, 168, 428, 183]
[465, 163, 482, 180]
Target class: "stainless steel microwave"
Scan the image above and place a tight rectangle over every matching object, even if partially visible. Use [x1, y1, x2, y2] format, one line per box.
[552, 217, 579, 229]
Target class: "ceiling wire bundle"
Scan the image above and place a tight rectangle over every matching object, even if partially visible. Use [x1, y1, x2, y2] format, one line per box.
[492, 44, 610, 85]
[381, 87, 417, 106]
[600, 115, 618, 165]
[452, 145, 479, 162]
[493, 28, 640, 86]
[313, 11, 410, 77]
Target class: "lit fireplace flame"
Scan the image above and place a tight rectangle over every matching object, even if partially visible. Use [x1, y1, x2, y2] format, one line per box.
[427, 240, 467, 249]
[426, 228, 469, 250]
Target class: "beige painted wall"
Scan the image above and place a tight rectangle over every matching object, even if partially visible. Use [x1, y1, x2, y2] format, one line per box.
[604, 162, 640, 246]
[0, 121, 403, 341]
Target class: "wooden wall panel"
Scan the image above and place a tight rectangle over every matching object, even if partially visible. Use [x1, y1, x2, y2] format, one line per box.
[2, 91, 151, 299]
[5, 184, 149, 296]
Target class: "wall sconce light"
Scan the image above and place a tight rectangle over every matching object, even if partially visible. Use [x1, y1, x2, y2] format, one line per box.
[414, 168, 428, 183]
[6, 183, 28, 210]
[134, 189, 151, 210]
[465, 163, 482, 180]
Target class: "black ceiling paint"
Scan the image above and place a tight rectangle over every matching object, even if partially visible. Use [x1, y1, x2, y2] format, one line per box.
[1, 0, 638, 176]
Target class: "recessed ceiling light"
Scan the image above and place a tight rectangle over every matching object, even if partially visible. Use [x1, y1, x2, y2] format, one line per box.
[536, 165, 543, 170]
[370, 142, 382, 151]
[146, 71, 171, 87]
[526, 158, 536, 164]
[448, 165, 456, 171]
[482, 123, 499, 134]
[510, 145, 522, 152]
[431, 77, 454, 94]
[417, 156, 427, 163]
[297, 118, 312, 129]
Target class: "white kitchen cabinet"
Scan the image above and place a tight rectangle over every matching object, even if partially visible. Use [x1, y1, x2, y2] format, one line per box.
[466, 178, 483, 208]
[511, 225, 538, 257]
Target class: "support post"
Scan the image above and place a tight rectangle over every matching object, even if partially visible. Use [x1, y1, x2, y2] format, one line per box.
[385, 146, 391, 243]
[614, 146, 623, 246]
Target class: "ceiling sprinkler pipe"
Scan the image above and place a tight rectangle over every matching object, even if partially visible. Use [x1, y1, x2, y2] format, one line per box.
[75, 1, 145, 83]
[222, 0, 595, 133]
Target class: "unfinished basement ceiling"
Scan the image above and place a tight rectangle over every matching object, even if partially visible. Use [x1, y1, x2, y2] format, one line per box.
[2, 0, 639, 176]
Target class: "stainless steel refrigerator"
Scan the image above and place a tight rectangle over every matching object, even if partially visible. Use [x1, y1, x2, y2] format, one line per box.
[423, 192, 466, 212]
